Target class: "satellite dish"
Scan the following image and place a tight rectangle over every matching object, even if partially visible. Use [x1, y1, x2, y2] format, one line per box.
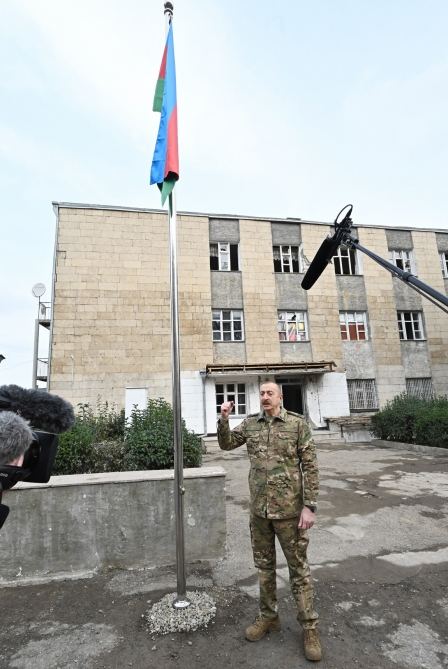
[32, 283, 46, 298]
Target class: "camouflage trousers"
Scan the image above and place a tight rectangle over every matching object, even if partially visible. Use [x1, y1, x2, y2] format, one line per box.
[249, 513, 319, 629]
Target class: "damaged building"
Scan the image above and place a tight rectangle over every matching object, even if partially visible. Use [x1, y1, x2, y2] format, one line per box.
[44, 203, 448, 434]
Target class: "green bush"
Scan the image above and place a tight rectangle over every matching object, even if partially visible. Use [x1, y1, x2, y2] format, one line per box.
[124, 399, 201, 470]
[415, 404, 448, 449]
[370, 393, 426, 443]
[53, 401, 126, 475]
[370, 393, 448, 448]
[52, 397, 202, 475]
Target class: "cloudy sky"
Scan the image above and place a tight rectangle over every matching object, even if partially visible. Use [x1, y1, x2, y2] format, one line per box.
[1, 0, 447, 388]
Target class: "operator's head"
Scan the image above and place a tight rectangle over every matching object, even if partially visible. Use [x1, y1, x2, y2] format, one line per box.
[260, 382, 282, 416]
[0, 412, 33, 466]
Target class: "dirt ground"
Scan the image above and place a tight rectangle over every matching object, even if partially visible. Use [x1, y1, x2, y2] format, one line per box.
[1, 440, 447, 669]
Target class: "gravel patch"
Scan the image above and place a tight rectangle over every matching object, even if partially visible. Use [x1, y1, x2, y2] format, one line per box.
[145, 590, 216, 635]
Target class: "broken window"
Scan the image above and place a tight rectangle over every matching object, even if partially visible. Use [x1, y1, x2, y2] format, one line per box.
[440, 252, 448, 278]
[273, 245, 301, 273]
[339, 312, 368, 341]
[278, 311, 308, 341]
[389, 249, 416, 274]
[397, 311, 424, 340]
[210, 243, 239, 271]
[333, 246, 358, 275]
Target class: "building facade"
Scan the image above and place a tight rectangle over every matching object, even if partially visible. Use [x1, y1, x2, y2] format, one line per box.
[47, 203, 448, 434]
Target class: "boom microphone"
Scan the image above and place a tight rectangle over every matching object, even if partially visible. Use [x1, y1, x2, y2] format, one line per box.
[301, 204, 353, 290]
[0, 385, 75, 434]
[301, 234, 341, 290]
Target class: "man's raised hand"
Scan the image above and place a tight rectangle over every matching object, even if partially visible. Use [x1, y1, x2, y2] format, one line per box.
[220, 401, 234, 419]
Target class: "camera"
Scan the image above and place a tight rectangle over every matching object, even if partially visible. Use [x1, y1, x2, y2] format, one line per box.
[0, 385, 75, 529]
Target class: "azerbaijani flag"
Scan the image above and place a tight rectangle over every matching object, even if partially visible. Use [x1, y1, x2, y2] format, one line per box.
[150, 23, 179, 205]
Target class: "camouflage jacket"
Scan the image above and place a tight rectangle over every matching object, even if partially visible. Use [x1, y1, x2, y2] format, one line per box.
[217, 407, 319, 519]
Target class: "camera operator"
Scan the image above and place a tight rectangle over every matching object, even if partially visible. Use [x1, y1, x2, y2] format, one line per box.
[0, 411, 34, 468]
[0, 384, 75, 530]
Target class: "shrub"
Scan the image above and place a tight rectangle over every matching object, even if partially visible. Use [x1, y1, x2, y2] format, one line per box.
[124, 399, 202, 470]
[371, 393, 448, 448]
[415, 404, 448, 449]
[53, 401, 126, 475]
[52, 397, 202, 475]
[370, 393, 426, 443]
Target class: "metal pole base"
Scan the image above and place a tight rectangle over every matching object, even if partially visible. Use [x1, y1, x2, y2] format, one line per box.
[172, 597, 191, 610]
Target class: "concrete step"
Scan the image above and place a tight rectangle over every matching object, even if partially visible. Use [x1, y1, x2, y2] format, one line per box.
[312, 430, 343, 443]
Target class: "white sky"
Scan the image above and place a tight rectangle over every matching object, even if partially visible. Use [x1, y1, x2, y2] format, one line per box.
[1, 0, 447, 388]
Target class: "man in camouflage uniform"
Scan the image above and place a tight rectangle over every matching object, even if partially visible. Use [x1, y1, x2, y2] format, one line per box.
[217, 382, 321, 662]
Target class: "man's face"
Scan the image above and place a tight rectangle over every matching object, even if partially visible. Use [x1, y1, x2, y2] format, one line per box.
[260, 383, 282, 414]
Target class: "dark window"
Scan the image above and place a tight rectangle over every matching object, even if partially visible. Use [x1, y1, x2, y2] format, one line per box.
[397, 311, 424, 340]
[215, 383, 246, 415]
[230, 244, 239, 270]
[334, 247, 357, 275]
[273, 245, 300, 273]
[210, 242, 239, 271]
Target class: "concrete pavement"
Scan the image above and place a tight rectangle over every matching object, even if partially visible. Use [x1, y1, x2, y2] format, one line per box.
[0, 440, 447, 668]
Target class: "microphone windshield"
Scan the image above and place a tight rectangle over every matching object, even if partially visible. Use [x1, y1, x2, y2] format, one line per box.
[0, 386, 75, 434]
[301, 234, 340, 290]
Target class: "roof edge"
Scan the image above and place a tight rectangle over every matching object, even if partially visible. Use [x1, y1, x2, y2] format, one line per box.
[51, 201, 448, 234]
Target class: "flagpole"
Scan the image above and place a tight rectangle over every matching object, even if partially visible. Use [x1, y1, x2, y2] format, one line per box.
[164, 1, 189, 610]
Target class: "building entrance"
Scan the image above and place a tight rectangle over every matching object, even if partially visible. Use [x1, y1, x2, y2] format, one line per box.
[278, 380, 304, 415]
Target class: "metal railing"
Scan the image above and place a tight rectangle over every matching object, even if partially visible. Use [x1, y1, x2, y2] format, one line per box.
[38, 302, 52, 321]
[37, 358, 48, 378]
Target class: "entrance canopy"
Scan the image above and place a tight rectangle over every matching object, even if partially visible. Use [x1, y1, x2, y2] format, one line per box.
[205, 361, 335, 377]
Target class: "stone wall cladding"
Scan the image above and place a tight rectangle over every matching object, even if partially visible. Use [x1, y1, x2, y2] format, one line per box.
[280, 341, 313, 363]
[401, 341, 432, 378]
[386, 229, 413, 250]
[300, 224, 342, 368]
[275, 273, 308, 310]
[239, 220, 280, 363]
[177, 214, 214, 370]
[412, 230, 448, 394]
[211, 272, 243, 309]
[358, 227, 406, 405]
[213, 341, 246, 364]
[392, 277, 423, 311]
[50, 208, 171, 407]
[209, 218, 240, 243]
[50, 208, 212, 407]
[342, 340, 376, 378]
[271, 222, 301, 246]
[435, 232, 448, 252]
[336, 275, 368, 311]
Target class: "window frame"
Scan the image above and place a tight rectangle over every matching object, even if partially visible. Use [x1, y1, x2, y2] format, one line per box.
[397, 311, 425, 341]
[277, 311, 309, 342]
[212, 309, 245, 342]
[390, 249, 416, 274]
[273, 245, 301, 273]
[333, 245, 358, 276]
[210, 242, 239, 271]
[347, 379, 379, 411]
[339, 311, 368, 341]
[440, 252, 448, 279]
[215, 382, 247, 416]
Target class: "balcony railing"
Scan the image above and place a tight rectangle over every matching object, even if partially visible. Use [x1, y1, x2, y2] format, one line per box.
[37, 358, 48, 380]
[38, 302, 52, 321]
